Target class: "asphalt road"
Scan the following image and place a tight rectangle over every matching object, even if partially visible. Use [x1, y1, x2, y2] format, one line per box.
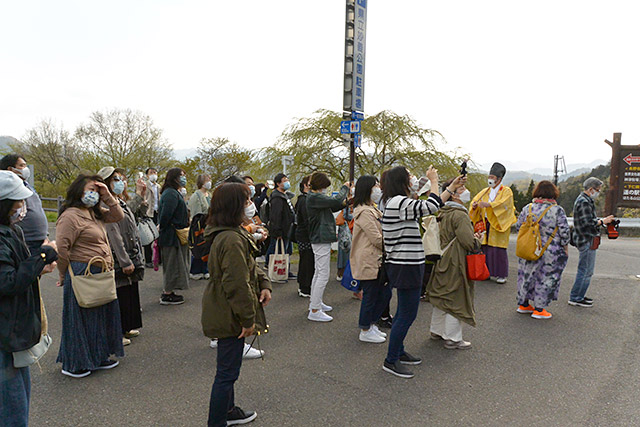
[29, 235, 640, 426]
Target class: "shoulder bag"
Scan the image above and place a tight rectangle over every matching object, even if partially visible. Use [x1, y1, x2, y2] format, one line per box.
[13, 282, 52, 368]
[68, 256, 117, 308]
[138, 217, 159, 246]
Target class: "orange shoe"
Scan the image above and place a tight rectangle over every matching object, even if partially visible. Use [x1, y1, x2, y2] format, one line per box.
[517, 304, 535, 314]
[531, 308, 552, 319]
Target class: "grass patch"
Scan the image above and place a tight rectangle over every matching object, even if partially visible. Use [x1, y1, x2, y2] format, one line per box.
[45, 212, 58, 222]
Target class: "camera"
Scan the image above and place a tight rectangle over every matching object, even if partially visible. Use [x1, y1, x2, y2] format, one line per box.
[607, 219, 620, 240]
[460, 160, 468, 176]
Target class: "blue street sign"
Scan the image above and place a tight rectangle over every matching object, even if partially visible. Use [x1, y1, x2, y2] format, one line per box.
[354, 134, 362, 148]
[340, 120, 361, 134]
[351, 111, 364, 121]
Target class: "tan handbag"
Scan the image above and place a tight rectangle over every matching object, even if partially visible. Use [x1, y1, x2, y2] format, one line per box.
[68, 256, 117, 308]
[176, 227, 189, 245]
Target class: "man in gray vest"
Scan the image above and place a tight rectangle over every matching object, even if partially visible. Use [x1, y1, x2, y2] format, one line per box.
[0, 154, 49, 254]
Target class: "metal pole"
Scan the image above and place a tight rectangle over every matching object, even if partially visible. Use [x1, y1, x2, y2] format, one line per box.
[604, 133, 621, 216]
[553, 155, 559, 186]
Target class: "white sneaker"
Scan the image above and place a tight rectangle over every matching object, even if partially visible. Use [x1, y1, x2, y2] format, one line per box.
[243, 343, 265, 359]
[371, 324, 387, 338]
[122, 337, 131, 346]
[190, 273, 204, 280]
[495, 277, 506, 284]
[336, 276, 343, 281]
[209, 339, 218, 349]
[256, 256, 266, 263]
[204, 273, 210, 280]
[359, 329, 386, 343]
[321, 302, 333, 312]
[308, 310, 333, 322]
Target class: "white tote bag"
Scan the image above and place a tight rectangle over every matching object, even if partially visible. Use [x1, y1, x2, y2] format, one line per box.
[268, 238, 289, 282]
[421, 215, 442, 258]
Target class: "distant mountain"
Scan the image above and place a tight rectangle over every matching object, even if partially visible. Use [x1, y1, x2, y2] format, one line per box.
[0, 135, 20, 154]
[173, 147, 198, 160]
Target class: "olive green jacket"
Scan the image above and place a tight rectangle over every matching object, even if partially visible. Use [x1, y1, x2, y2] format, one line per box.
[201, 225, 272, 339]
[426, 203, 482, 327]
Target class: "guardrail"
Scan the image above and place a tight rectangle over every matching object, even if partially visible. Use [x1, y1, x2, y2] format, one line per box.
[40, 196, 63, 213]
[565, 218, 640, 228]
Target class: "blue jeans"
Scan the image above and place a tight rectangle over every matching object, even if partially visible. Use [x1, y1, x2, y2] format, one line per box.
[208, 337, 245, 427]
[0, 349, 30, 427]
[385, 287, 422, 363]
[570, 243, 597, 302]
[358, 278, 392, 330]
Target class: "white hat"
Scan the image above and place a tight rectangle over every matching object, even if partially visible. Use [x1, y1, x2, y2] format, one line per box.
[97, 166, 116, 180]
[0, 170, 33, 200]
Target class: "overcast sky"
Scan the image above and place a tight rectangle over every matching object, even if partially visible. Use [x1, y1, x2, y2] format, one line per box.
[2, 1, 639, 171]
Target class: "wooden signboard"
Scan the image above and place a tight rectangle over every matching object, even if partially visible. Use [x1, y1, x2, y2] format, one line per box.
[605, 133, 640, 215]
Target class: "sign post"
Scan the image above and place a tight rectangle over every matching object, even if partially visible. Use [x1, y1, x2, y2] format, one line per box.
[604, 133, 640, 216]
[342, 0, 366, 182]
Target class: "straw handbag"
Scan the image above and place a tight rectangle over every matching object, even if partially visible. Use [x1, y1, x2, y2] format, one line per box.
[68, 256, 117, 308]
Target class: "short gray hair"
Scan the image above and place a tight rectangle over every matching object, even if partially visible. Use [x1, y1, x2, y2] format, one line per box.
[583, 177, 603, 190]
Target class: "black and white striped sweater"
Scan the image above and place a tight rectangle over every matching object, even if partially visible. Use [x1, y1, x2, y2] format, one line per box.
[382, 193, 444, 265]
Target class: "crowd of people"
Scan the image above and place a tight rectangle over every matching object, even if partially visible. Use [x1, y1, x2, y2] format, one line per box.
[0, 152, 617, 426]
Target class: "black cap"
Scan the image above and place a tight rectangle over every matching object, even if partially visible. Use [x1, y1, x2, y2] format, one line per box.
[489, 162, 506, 179]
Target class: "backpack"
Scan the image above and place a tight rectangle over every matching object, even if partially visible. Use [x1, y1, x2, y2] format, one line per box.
[189, 213, 211, 262]
[516, 204, 558, 261]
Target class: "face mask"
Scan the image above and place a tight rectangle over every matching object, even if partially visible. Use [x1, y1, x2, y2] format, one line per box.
[10, 206, 26, 224]
[459, 189, 471, 203]
[178, 176, 187, 187]
[82, 190, 100, 207]
[410, 176, 419, 192]
[204, 181, 212, 190]
[591, 190, 599, 199]
[149, 174, 158, 182]
[371, 187, 383, 204]
[245, 202, 257, 219]
[248, 185, 255, 197]
[112, 180, 125, 195]
[319, 188, 327, 194]
[179, 188, 187, 196]
[282, 181, 291, 191]
[488, 178, 496, 188]
[14, 167, 30, 181]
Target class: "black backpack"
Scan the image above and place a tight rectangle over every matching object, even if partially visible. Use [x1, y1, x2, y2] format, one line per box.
[189, 213, 211, 262]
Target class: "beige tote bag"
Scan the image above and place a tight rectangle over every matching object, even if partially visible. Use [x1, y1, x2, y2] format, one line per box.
[68, 256, 117, 308]
[268, 238, 289, 282]
[421, 215, 442, 258]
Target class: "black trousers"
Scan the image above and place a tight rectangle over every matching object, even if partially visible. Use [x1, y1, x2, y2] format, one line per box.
[297, 245, 315, 294]
[208, 337, 244, 426]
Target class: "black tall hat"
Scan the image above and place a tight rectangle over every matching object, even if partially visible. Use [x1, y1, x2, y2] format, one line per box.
[489, 162, 506, 179]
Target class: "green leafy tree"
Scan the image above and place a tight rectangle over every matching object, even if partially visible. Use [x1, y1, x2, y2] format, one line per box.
[75, 109, 174, 178]
[254, 109, 481, 193]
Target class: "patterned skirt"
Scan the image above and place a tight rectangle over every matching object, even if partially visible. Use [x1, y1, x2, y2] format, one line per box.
[56, 261, 124, 372]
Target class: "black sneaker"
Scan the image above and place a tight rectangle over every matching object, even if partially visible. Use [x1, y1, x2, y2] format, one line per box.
[93, 360, 119, 371]
[376, 316, 393, 329]
[382, 360, 415, 379]
[226, 406, 257, 425]
[399, 351, 422, 365]
[568, 299, 593, 307]
[583, 297, 594, 303]
[160, 293, 185, 305]
[61, 369, 91, 378]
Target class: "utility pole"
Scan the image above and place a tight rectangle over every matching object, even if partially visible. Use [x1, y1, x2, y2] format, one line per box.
[553, 155, 566, 186]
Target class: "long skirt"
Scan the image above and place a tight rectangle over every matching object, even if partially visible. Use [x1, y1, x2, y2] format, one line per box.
[0, 349, 30, 426]
[56, 261, 124, 373]
[161, 244, 190, 292]
[482, 245, 509, 278]
[117, 283, 143, 334]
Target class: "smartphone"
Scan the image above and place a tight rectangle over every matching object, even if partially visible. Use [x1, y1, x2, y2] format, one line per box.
[460, 160, 468, 176]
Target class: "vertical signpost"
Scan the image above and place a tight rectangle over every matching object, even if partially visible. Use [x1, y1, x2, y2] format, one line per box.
[342, 0, 366, 182]
[604, 133, 640, 216]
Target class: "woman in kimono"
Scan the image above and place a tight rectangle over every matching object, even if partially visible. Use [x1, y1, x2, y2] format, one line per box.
[469, 162, 517, 284]
[515, 181, 570, 319]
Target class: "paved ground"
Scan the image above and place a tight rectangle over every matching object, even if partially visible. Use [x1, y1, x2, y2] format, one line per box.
[29, 234, 640, 426]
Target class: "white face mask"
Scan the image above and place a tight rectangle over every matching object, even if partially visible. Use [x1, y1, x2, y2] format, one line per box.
[410, 176, 419, 192]
[488, 178, 496, 188]
[204, 181, 212, 190]
[248, 185, 255, 198]
[590, 190, 600, 199]
[10, 206, 26, 224]
[149, 174, 158, 183]
[371, 187, 383, 204]
[459, 189, 471, 203]
[14, 167, 30, 181]
[244, 202, 256, 219]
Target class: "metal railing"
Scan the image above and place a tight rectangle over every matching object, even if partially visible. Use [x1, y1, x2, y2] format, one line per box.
[40, 196, 63, 213]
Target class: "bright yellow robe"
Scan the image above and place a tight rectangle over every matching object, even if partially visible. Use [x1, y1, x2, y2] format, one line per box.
[469, 186, 517, 249]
